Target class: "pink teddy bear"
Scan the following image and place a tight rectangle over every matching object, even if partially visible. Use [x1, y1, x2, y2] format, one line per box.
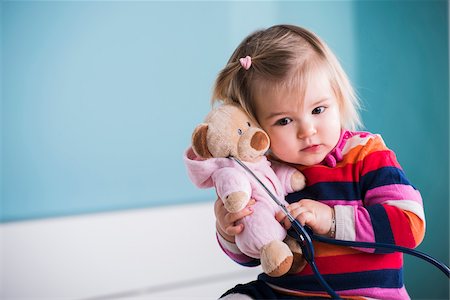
[184, 104, 306, 276]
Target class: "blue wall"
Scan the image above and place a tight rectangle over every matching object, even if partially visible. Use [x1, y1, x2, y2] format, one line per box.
[2, 1, 233, 220]
[1, 1, 356, 221]
[1, 1, 448, 298]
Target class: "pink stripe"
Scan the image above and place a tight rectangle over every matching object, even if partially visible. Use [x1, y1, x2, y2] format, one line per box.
[322, 200, 363, 207]
[221, 247, 255, 264]
[355, 207, 376, 250]
[365, 184, 423, 206]
[217, 236, 255, 264]
[339, 286, 409, 300]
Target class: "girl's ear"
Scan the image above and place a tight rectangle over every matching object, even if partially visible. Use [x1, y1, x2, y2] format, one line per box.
[192, 124, 212, 159]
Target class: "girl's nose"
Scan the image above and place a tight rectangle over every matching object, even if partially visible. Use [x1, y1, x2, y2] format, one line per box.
[297, 120, 317, 139]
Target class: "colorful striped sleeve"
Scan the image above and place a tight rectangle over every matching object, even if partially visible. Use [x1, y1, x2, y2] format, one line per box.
[216, 232, 261, 267]
[335, 134, 425, 253]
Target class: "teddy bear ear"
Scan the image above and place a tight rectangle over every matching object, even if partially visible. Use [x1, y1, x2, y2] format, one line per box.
[192, 123, 213, 159]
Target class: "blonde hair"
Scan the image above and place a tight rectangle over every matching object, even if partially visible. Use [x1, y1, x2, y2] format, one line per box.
[211, 24, 362, 131]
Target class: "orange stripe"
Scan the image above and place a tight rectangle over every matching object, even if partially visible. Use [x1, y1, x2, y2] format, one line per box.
[363, 134, 389, 151]
[404, 210, 425, 245]
[340, 144, 365, 165]
[268, 283, 367, 299]
[313, 241, 361, 257]
[341, 135, 389, 162]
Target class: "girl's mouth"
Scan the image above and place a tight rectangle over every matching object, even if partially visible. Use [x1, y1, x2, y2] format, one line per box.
[301, 144, 322, 153]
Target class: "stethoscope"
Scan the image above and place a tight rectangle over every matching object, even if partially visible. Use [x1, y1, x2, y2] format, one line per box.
[229, 156, 450, 300]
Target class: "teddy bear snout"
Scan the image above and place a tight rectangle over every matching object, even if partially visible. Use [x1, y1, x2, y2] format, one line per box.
[251, 131, 269, 151]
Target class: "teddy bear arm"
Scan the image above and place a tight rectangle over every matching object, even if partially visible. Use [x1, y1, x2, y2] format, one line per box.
[271, 161, 306, 194]
[290, 171, 306, 192]
[212, 167, 252, 213]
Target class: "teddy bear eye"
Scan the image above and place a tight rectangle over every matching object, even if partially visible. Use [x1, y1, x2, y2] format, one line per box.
[237, 129, 243, 135]
[247, 122, 251, 127]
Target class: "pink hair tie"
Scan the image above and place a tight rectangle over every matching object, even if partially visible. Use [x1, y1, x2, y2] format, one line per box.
[239, 56, 252, 70]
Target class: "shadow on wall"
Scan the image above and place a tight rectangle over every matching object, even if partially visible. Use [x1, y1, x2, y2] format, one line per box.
[353, 1, 449, 299]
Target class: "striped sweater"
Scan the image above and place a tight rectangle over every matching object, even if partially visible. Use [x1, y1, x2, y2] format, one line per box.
[217, 130, 425, 300]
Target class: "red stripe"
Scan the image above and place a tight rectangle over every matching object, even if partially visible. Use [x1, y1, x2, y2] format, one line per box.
[384, 204, 416, 248]
[299, 151, 401, 186]
[298, 252, 403, 275]
[361, 150, 402, 176]
[301, 162, 362, 186]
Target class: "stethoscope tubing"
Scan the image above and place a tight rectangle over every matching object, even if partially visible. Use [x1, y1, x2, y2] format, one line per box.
[311, 232, 450, 277]
[229, 156, 450, 299]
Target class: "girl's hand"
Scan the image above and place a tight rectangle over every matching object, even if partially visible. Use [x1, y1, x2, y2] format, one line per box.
[276, 199, 334, 236]
[214, 197, 255, 243]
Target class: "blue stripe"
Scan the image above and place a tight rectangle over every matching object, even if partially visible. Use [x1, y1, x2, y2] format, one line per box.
[286, 167, 415, 204]
[259, 268, 404, 291]
[367, 204, 396, 253]
[239, 259, 261, 267]
[361, 167, 413, 198]
[286, 182, 361, 203]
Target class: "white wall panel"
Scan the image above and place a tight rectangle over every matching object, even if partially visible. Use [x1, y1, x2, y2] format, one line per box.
[1, 203, 260, 299]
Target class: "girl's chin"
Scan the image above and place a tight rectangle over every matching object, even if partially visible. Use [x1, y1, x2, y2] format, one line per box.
[297, 154, 327, 166]
[271, 150, 327, 166]
[280, 156, 325, 166]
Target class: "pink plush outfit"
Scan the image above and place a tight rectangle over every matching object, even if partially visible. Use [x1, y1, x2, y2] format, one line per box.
[184, 147, 298, 258]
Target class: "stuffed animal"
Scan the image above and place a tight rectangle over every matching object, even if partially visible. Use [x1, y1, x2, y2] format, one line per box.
[184, 103, 307, 277]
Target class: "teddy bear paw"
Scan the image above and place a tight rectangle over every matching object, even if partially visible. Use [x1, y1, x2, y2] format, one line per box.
[291, 171, 306, 192]
[223, 191, 250, 213]
[260, 240, 293, 277]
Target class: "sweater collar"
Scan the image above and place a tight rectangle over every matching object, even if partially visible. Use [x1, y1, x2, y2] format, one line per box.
[321, 130, 353, 168]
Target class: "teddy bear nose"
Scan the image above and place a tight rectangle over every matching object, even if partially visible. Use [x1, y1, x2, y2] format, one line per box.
[251, 131, 269, 151]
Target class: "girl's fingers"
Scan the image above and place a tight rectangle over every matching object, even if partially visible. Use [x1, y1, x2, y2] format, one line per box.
[215, 197, 256, 240]
[223, 199, 256, 236]
[225, 223, 244, 236]
[225, 206, 253, 224]
[275, 210, 285, 222]
[247, 198, 257, 207]
[288, 205, 315, 228]
[277, 203, 303, 229]
[289, 205, 307, 220]
[287, 202, 303, 213]
[283, 218, 292, 230]
[214, 198, 227, 218]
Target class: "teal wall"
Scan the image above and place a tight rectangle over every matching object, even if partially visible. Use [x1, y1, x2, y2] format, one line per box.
[354, 2, 449, 299]
[1, 1, 448, 298]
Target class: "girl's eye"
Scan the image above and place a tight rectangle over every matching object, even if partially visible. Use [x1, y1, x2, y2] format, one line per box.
[237, 129, 243, 135]
[312, 106, 326, 114]
[276, 117, 292, 126]
[246, 122, 251, 127]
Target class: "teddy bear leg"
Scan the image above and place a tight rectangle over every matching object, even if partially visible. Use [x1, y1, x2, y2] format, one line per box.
[260, 240, 293, 277]
[284, 235, 308, 274]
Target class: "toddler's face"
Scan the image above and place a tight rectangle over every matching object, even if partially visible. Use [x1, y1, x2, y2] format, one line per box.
[254, 69, 341, 166]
